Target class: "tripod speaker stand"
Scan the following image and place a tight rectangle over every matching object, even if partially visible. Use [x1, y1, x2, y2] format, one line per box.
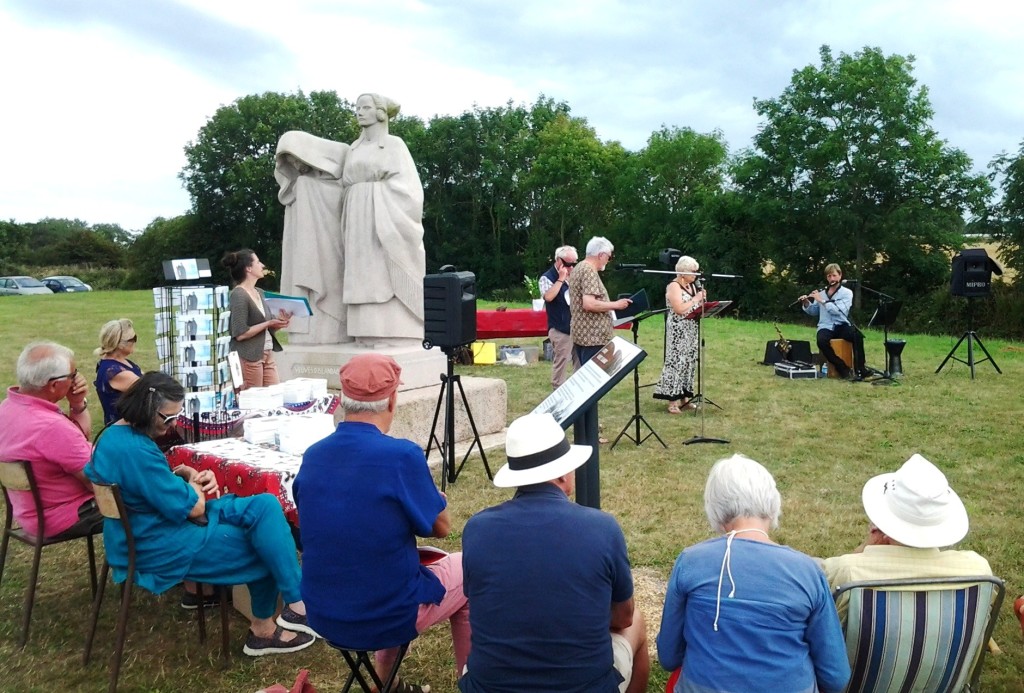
[935, 297, 1001, 379]
[425, 346, 492, 491]
[611, 309, 667, 449]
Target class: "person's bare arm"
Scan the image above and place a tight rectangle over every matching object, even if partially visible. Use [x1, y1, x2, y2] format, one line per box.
[582, 294, 631, 313]
[610, 596, 635, 630]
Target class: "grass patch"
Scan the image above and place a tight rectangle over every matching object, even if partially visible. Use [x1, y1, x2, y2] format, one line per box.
[1, 291, 1022, 691]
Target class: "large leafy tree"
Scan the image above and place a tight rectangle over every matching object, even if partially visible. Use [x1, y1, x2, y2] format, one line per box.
[988, 139, 1024, 277]
[180, 90, 358, 283]
[736, 45, 992, 298]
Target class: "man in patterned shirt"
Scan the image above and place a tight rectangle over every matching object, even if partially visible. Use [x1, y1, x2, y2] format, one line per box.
[568, 237, 631, 365]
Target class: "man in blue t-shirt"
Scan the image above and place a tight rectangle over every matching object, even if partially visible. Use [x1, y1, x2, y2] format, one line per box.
[295, 353, 469, 692]
[539, 245, 580, 389]
[460, 413, 649, 693]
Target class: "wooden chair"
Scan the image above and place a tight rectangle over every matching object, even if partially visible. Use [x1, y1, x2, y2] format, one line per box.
[326, 639, 410, 693]
[0, 459, 100, 646]
[82, 481, 230, 693]
[833, 575, 1004, 693]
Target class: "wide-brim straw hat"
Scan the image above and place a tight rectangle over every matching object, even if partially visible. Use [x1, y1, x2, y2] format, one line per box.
[861, 453, 969, 548]
[493, 413, 592, 488]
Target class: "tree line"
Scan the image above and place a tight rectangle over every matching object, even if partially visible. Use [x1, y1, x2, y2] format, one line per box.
[4, 46, 1022, 338]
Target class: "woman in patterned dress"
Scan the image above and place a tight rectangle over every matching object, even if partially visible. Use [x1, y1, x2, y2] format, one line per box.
[653, 256, 705, 413]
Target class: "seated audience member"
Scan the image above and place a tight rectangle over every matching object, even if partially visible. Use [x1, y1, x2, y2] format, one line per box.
[0, 341, 101, 539]
[94, 318, 143, 426]
[85, 372, 315, 656]
[821, 453, 992, 622]
[460, 413, 650, 693]
[657, 454, 850, 693]
[295, 354, 468, 693]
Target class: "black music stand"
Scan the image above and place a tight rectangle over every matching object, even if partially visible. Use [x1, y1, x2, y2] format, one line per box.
[425, 346, 493, 491]
[935, 297, 1001, 379]
[684, 299, 733, 446]
[611, 309, 668, 449]
[866, 297, 903, 386]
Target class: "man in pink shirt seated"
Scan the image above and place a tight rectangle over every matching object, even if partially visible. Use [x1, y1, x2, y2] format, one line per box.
[0, 341, 101, 539]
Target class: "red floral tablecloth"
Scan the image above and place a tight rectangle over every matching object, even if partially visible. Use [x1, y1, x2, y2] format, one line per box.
[166, 439, 303, 525]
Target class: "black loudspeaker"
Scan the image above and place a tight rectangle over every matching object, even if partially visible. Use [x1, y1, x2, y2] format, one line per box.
[762, 340, 813, 365]
[423, 271, 477, 349]
[951, 248, 1001, 297]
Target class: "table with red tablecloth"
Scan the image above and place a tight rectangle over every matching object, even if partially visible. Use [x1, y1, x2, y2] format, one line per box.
[476, 309, 631, 339]
[166, 439, 303, 524]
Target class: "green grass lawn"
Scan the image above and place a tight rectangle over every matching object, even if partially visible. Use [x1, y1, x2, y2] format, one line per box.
[1, 291, 1022, 691]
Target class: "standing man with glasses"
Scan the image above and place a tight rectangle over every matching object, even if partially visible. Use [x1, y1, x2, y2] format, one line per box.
[0, 341, 103, 539]
[540, 245, 581, 389]
[568, 237, 631, 365]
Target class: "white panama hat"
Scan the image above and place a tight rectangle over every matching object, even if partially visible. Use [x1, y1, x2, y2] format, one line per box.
[493, 413, 592, 488]
[861, 453, 969, 548]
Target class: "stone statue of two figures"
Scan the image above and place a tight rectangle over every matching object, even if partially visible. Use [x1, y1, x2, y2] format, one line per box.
[275, 93, 425, 347]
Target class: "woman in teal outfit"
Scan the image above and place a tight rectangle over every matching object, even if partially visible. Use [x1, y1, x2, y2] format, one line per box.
[86, 372, 316, 656]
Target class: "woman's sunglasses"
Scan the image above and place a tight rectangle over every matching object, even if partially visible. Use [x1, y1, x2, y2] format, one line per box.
[158, 411, 182, 426]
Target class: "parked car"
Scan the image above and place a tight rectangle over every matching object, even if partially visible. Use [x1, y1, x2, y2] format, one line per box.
[0, 276, 53, 296]
[41, 275, 92, 293]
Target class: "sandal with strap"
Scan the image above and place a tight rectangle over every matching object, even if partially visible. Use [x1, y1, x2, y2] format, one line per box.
[390, 681, 431, 693]
[667, 403, 682, 415]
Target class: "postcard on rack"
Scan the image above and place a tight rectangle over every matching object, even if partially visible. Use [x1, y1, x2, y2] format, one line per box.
[264, 292, 313, 318]
[611, 288, 650, 327]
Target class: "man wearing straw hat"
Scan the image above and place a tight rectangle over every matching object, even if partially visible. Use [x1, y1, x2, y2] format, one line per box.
[822, 453, 992, 621]
[459, 413, 650, 693]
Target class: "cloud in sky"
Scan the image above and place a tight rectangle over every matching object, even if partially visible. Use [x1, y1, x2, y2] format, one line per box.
[0, 0, 1021, 230]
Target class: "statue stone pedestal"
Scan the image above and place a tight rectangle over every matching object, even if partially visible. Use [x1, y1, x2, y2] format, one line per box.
[275, 342, 447, 391]
[276, 342, 508, 453]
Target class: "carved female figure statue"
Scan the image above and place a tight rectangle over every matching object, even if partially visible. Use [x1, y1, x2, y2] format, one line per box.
[340, 93, 426, 343]
[274, 131, 349, 344]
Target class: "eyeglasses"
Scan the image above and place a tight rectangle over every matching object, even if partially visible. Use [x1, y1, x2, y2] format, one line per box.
[47, 369, 78, 383]
[123, 335, 138, 343]
[562, 261, 577, 268]
[157, 411, 182, 426]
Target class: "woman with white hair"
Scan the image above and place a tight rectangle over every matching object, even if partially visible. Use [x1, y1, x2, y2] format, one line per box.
[657, 454, 850, 693]
[653, 255, 704, 413]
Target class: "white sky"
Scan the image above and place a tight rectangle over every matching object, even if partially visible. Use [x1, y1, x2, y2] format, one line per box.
[1, 0, 1021, 232]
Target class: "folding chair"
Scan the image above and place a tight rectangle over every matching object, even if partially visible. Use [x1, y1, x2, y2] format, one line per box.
[82, 481, 230, 693]
[833, 575, 1005, 693]
[326, 640, 410, 693]
[0, 459, 100, 646]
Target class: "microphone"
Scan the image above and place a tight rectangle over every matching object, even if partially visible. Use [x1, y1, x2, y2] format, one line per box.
[616, 263, 647, 271]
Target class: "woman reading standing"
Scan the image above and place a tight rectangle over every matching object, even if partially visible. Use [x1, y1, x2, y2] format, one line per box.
[94, 318, 143, 425]
[222, 249, 289, 390]
[653, 255, 705, 413]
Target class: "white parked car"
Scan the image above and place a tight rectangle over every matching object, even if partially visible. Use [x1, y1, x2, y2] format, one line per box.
[0, 276, 53, 296]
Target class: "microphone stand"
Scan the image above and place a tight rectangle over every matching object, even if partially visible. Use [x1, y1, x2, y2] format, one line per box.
[610, 309, 668, 449]
[683, 273, 742, 446]
[858, 283, 901, 386]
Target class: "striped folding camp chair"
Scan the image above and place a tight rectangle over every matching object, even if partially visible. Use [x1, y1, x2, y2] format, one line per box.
[833, 575, 1004, 693]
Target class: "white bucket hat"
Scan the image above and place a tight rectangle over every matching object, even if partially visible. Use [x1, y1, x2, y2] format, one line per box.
[493, 413, 592, 488]
[861, 453, 969, 548]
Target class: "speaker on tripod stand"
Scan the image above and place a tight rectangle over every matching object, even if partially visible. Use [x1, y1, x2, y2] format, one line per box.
[936, 248, 1003, 378]
[423, 270, 492, 490]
